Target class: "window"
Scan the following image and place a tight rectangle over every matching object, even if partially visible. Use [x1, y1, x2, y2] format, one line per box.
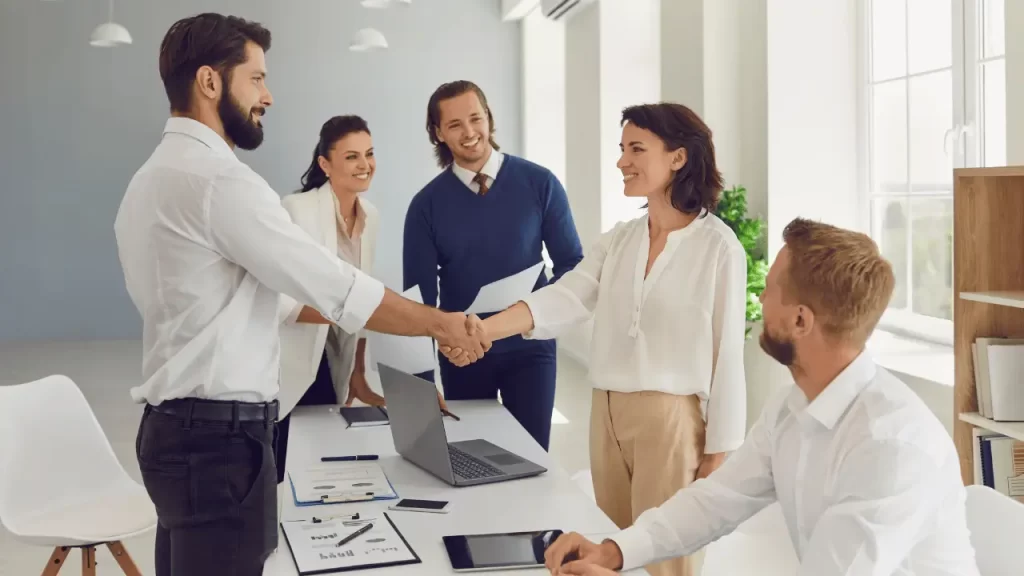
[863, 0, 1005, 344]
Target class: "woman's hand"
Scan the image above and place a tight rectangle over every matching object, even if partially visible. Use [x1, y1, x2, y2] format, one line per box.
[345, 369, 385, 407]
[695, 451, 728, 479]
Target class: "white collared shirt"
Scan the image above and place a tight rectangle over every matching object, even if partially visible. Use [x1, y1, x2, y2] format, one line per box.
[611, 352, 980, 576]
[114, 118, 385, 404]
[450, 149, 503, 193]
[521, 214, 748, 453]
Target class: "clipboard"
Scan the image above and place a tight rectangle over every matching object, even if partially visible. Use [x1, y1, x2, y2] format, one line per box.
[289, 462, 399, 507]
[280, 512, 421, 574]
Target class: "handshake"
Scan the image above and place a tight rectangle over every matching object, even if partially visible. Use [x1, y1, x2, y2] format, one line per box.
[434, 312, 491, 367]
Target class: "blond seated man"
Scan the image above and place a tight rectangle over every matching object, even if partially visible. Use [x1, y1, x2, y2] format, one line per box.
[544, 218, 981, 576]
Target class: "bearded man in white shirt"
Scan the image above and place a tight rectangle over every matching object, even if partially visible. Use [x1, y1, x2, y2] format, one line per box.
[543, 218, 980, 576]
[115, 13, 488, 576]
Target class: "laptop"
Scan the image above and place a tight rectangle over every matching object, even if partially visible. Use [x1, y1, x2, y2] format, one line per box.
[377, 363, 547, 487]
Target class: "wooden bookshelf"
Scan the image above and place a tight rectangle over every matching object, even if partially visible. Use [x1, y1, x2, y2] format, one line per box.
[953, 166, 1024, 484]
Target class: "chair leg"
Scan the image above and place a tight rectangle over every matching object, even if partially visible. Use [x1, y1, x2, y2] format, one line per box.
[105, 541, 143, 576]
[81, 546, 96, 576]
[40, 546, 70, 576]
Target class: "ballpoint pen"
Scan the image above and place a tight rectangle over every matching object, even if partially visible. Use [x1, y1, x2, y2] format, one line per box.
[441, 408, 460, 421]
[336, 522, 374, 548]
[321, 455, 379, 462]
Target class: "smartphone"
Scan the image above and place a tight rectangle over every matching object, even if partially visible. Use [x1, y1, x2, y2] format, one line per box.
[388, 498, 451, 514]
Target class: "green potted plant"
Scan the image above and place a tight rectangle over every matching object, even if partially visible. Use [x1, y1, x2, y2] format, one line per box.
[714, 185, 768, 337]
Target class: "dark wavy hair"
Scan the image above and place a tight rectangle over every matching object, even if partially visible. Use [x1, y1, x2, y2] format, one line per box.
[159, 13, 271, 113]
[299, 115, 371, 192]
[621, 102, 723, 215]
[426, 80, 499, 169]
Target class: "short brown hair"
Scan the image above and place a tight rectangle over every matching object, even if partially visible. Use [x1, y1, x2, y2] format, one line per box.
[620, 102, 724, 214]
[781, 218, 895, 344]
[159, 13, 272, 113]
[426, 80, 499, 168]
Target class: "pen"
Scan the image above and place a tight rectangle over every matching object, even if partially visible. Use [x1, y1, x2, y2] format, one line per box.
[336, 522, 374, 548]
[321, 455, 379, 462]
[441, 408, 460, 421]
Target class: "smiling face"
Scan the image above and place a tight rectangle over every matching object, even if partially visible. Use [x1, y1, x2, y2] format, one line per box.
[435, 90, 492, 168]
[318, 131, 375, 194]
[616, 121, 686, 199]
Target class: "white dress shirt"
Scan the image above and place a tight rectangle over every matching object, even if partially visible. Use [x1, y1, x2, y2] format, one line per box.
[611, 351, 980, 576]
[521, 213, 748, 453]
[450, 149, 504, 193]
[114, 117, 385, 405]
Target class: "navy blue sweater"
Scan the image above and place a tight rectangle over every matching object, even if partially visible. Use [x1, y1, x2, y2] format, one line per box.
[403, 154, 583, 355]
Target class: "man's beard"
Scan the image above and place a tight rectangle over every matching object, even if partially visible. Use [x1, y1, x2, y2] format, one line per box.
[759, 325, 796, 366]
[219, 92, 264, 150]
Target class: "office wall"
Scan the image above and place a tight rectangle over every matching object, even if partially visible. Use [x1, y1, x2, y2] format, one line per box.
[0, 0, 521, 342]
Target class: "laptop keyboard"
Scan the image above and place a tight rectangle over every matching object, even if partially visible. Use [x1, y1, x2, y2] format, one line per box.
[448, 445, 505, 479]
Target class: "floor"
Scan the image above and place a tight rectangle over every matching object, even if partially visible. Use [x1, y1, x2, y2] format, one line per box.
[0, 340, 598, 576]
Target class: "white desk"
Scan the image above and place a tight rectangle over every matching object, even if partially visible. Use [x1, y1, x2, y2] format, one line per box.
[264, 400, 645, 575]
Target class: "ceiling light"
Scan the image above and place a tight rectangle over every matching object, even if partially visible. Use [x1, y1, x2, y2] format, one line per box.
[349, 28, 388, 52]
[90, 0, 131, 47]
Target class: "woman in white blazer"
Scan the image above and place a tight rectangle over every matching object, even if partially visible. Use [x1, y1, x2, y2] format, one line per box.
[274, 116, 382, 481]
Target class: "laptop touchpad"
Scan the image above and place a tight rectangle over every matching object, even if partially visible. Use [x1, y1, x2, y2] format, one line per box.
[485, 453, 525, 466]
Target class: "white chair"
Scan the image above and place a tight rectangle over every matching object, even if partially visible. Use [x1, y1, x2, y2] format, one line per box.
[0, 375, 156, 575]
[966, 485, 1024, 575]
[700, 502, 799, 576]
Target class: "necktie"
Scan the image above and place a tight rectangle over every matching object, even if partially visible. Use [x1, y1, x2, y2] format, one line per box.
[473, 172, 490, 196]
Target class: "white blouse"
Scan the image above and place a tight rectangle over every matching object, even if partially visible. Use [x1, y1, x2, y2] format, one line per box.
[521, 213, 749, 453]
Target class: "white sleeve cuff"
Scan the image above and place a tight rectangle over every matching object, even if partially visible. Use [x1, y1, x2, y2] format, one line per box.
[704, 435, 746, 455]
[608, 525, 657, 572]
[331, 269, 385, 334]
[519, 286, 568, 340]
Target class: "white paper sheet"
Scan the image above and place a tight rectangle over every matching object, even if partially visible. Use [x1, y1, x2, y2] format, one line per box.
[465, 262, 546, 315]
[281, 514, 419, 574]
[366, 286, 436, 374]
[289, 462, 397, 505]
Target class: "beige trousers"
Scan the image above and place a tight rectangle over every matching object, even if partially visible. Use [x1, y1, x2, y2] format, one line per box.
[590, 390, 705, 576]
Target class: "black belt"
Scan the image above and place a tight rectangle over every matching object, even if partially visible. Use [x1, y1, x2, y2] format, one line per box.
[149, 398, 279, 425]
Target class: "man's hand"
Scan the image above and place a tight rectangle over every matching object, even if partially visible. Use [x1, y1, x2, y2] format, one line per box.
[438, 314, 490, 367]
[695, 451, 728, 480]
[345, 369, 385, 407]
[436, 389, 450, 413]
[544, 533, 623, 575]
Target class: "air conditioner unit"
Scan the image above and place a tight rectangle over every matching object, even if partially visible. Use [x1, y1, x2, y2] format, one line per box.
[541, 0, 597, 21]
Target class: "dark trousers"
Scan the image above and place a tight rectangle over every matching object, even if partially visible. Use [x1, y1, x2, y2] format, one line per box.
[135, 403, 278, 576]
[275, 349, 338, 483]
[438, 341, 557, 450]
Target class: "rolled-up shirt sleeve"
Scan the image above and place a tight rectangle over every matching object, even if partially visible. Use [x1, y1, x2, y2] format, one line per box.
[206, 166, 384, 335]
[520, 224, 621, 340]
[704, 244, 749, 454]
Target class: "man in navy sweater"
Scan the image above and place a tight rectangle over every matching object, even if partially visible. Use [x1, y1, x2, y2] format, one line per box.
[403, 80, 583, 451]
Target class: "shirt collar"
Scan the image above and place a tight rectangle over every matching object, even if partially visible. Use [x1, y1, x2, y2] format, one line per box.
[790, 349, 877, 430]
[163, 117, 236, 158]
[451, 149, 503, 188]
[327, 184, 366, 240]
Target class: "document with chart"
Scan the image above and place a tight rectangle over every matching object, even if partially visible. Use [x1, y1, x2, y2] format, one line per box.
[281, 513, 420, 574]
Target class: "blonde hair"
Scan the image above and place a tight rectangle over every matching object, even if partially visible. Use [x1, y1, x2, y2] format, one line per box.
[781, 218, 895, 345]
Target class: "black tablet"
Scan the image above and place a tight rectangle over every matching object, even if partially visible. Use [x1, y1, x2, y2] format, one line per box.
[443, 530, 564, 572]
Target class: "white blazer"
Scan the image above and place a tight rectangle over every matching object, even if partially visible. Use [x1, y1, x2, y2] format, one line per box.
[277, 183, 379, 417]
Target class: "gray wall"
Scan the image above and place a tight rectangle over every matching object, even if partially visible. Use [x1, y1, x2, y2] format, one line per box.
[0, 0, 521, 342]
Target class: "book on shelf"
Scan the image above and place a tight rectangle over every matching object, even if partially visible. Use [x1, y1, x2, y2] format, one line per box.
[972, 428, 1024, 504]
[971, 337, 1024, 421]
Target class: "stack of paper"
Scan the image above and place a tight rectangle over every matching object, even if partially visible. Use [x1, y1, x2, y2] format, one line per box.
[289, 461, 397, 506]
[972, 337, 1024, 421]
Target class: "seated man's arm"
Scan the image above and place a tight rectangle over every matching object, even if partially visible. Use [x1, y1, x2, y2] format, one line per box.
[607, 406, 778, 570]
[797, 440, 949, 576]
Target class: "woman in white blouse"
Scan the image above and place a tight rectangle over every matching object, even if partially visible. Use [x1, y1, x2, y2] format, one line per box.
[474, 103, 748, 576]
[274, 116, 384, 481]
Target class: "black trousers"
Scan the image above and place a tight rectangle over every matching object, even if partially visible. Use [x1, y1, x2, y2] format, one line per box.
[275, 349, 338, 483]
[437, 341, 558, 451]
[136, 403, 278, 576]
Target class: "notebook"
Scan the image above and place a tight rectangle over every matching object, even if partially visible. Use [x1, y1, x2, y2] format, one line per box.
[281, 513, 420, 574]
[339, 406, 389, 428]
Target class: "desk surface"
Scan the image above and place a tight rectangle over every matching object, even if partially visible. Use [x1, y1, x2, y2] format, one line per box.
[263, 400, 644, 575]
